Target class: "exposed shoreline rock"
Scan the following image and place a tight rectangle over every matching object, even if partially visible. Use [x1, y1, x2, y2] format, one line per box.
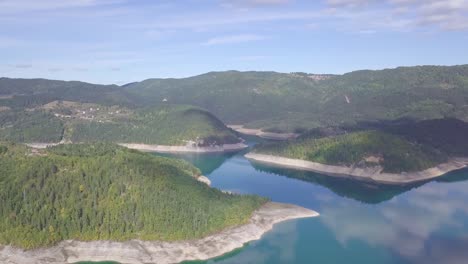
[118, 142, 248, 153]
[0, 202, 318, 264]
[197, 175, 211, 186]
[228, 125, 299, 141]
[245, 153, 468, 185]
[25, 142, 249, 153]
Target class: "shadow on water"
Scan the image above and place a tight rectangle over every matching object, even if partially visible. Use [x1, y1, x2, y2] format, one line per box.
[157, 152, 237, 175]
[248, 161, 419, 204]
[435, 167, 468, 183]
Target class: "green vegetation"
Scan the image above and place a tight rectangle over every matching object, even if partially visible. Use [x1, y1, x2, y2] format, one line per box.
[253, 131, 447, 173]
[120, 65, 468, 132]
[382, 118, 468, 157]
[0, 143, 266, 249]
[0, 103, 240, 145]
[0, 110, 64, 142]
[2, 65, 468, 133]
[69, 105, 240, 145]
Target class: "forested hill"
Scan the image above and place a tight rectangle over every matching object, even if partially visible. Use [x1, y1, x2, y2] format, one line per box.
[0, 103, 240, 145]
[2, 64, 468, 133]
[0, 143, 266, 249]
[253, 130, 449, 173]
[123, 65, 468, 132]
[0, 77, 133, 109]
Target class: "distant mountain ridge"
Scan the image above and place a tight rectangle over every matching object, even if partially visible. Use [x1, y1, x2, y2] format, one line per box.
[2, 64, 468, 133]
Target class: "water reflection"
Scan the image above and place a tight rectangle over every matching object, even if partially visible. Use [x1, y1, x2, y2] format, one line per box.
[155, 146, 468, 264]
[249, 162, 417, 204]
[184, 220, 301, 264]
[157, 152, 236, 175]
[317, 180, 468, 264]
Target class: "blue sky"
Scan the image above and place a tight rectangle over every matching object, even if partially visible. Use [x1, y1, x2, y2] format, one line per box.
[1, 0, 467, 84]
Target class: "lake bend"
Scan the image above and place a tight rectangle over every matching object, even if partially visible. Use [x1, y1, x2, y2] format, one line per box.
[79, 137, 468, 264]
[163, 138, 468, 264]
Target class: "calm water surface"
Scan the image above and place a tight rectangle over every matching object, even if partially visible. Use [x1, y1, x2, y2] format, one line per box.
[161, 139, 468, 264]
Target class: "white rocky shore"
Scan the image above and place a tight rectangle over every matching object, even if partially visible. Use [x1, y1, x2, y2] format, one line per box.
[245, 153, 468, 185]
[118, 142, 248, 153]
[228, 125, 299, 140]
[25, 142, 248, 154]
[0, 202, 318, 264]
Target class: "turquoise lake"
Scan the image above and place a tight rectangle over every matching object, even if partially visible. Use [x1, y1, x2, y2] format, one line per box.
[158, 139, 468, 264]
[82, 138, 468, 264]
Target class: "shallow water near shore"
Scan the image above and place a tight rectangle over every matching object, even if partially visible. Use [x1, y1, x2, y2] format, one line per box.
[160, 138, 468, 264]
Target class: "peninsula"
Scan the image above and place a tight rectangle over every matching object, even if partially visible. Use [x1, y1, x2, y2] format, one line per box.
[1, 102, 246, 153]
[1, 202, 318, 264]
[0, 143, 318, 263]
[247, 129, 468, 185]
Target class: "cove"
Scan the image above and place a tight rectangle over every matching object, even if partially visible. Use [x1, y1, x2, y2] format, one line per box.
[159, 138, 468, 264]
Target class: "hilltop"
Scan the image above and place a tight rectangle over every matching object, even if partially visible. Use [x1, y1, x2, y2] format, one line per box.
[0, 102, 241, 147]
[252, 130, 448, 173]
[2, 65, 468, 133]
[0, 143, 267, 249]
[247, 119, 468, 184]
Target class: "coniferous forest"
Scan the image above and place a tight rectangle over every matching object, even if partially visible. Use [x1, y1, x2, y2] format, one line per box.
[0, 143, 266, 249]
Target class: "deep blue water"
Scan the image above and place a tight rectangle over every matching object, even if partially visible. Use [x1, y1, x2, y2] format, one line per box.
[162, 140, 468, 264]
[83, 137, 468, 264]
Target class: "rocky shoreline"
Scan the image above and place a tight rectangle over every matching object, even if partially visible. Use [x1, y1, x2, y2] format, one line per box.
[118, 142, 248, 153]
[245, 153, 468, 185]
[228, 125, 299, 140]
[25, 142, 249, 153]
[0, 202, 318, 264]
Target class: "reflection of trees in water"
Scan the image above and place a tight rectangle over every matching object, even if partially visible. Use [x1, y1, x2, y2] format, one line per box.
[156, 152, 237, 175]
[249, 162, 418, 204]
[436, 168, 468, 183]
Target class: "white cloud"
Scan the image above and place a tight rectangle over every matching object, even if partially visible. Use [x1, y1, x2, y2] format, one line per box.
[326, 0, 468, 31]
[202, 34, 267, 45]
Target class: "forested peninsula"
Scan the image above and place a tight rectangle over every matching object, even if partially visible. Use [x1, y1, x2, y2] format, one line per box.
[0, 102, 244, 151]
[248, 120, 468, 185]
[0, 143, 317, 263]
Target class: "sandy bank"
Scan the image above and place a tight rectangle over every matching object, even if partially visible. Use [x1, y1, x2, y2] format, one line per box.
[245, 153, 468, 185]
[0, 202, 318, 264]
[25, 142, 248, 153]
[25, 142, 61, 149]
[228, 125, 299, 141]
[119, 142, 248, 153]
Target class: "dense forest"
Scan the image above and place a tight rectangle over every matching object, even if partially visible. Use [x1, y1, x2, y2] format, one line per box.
[0, 104, 240, 145]
[69, 105, 240, 145]
[123, 65, 468, 132]
[253, 131, 448, 173]
[0, 143, 266, 249]
[0, 110, 64, 142]
[2, 65, 468, 133]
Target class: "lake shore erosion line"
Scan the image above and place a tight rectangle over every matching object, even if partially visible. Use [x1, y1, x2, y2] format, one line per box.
[24, 142, 249, 153]
[0, 202, 318, 264]
[227, 125, 300, 141]
[245, 153, 468, 185]
[118, 142, 248, 153]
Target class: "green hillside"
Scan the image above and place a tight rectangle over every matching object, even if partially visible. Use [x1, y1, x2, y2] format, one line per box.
[253, 131, 448, 173]
[0, 77, 132, 109]
[2, 65, 468, 133]
[0, 102, 240, 145]
[123, 65, 468, 132]
[0, 143, 266, 249]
